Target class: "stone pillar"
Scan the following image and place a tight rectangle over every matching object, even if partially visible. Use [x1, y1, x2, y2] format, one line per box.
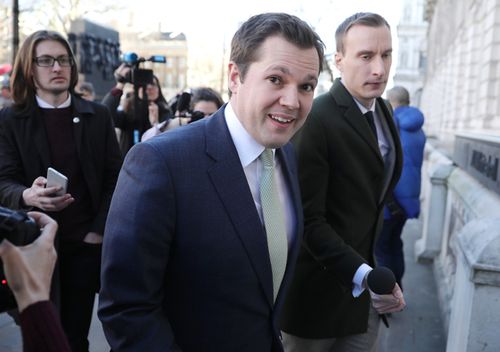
[415, 150, 454, 262]
[446, 218, 500, 352]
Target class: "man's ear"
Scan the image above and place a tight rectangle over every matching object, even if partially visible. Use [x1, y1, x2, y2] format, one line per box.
[334, 52, 343, 72]
[228, 62, 241, 96]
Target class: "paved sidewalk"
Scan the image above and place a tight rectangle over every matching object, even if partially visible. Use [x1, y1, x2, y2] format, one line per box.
[1, 219, 445, 351]
[0, 295, 109, 352]
[378, 219, 447, 351]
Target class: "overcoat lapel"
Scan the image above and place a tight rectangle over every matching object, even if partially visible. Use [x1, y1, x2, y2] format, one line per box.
[29, 110, 51, 171]
[330, 80, 384, 165]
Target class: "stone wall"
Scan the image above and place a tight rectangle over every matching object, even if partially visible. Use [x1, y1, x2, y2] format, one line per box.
[418, 137, 500, 350]
[421, 0, 500, 152]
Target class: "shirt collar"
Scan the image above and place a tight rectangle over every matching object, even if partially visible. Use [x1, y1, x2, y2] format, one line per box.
[339, 79, 376, 114]
[36, 94, 71, 108]
[224, 102, 270, 167]
[353, 98, 376, 115]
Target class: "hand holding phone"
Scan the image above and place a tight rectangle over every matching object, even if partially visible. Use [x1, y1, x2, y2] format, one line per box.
[46, 167, 68, 196]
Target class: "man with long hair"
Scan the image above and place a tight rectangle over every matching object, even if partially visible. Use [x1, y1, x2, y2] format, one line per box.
[0, 30, 122, 352]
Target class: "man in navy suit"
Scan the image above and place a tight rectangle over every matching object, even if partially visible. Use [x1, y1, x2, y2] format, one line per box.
[98, 12, 325, 352]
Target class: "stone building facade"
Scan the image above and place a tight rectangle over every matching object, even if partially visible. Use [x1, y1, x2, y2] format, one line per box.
[415, 1, 500, 350]
[393, 0, 428, 106]
[421, 0, 500, 152]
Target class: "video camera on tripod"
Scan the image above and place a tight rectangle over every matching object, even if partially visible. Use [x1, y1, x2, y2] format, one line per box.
[0, 206, 41, 313]
[117, 52, 167, 143]
[118, 52, 166, 86]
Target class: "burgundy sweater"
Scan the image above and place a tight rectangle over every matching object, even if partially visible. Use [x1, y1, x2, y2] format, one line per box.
[19, 301, 71, 352]
[41, 107, 94, 242]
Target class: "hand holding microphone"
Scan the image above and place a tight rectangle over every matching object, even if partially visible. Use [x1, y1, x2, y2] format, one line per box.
[366, 266, 406, 327]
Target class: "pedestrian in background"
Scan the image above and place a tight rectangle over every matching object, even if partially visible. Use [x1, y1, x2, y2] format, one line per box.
[375, 85, 426, 289]
[102, 64, 172, 156]
[75, 81, 95, 101]
[142, 86, 224, 140]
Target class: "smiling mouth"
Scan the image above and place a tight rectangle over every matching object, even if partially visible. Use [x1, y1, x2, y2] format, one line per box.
[269, 114, 293, 124]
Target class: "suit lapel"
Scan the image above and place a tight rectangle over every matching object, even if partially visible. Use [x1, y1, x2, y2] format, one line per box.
[275, 147, 302, 300]
[205, 111, 274, 307]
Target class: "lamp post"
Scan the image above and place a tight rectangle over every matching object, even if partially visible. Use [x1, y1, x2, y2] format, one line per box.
[12, 0, 19, 65]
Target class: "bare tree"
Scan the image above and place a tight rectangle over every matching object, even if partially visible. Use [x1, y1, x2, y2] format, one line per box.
[19, 0, 122, 35]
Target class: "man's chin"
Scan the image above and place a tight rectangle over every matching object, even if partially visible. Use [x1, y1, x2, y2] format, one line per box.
[51, 87, 70, 95]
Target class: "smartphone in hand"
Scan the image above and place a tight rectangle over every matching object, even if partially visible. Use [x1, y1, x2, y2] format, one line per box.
[46, 167, 68, 196]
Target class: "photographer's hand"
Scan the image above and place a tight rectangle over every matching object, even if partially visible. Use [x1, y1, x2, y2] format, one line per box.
[0, 212, 58, 312]
[114, 63, 131, 90]
[22, 177, 74, 211]
[148, 102, 159, 126]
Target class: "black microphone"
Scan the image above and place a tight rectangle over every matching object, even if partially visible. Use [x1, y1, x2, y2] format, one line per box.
[367, 266, 396, 328]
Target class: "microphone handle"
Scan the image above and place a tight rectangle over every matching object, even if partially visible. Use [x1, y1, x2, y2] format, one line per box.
[380, 314, 389, 328]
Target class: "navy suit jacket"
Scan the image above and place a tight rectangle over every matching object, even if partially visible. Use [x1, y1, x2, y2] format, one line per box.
[99, 107, 303, 351]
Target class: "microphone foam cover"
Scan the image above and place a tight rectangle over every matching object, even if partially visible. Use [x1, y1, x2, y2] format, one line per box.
[367, 267, 396, 295]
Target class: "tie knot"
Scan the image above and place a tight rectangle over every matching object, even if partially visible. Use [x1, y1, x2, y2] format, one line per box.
[364, 111, 374, 120]
[260, 148, 274, 168]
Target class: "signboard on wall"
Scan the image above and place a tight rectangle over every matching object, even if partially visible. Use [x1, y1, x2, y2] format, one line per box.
[454, 133, 500, 196]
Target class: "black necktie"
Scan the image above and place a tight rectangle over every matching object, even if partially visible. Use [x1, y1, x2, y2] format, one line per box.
[365, 111, 377, 139]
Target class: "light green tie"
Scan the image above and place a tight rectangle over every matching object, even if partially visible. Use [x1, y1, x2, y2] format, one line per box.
[259, 148, 288, 302]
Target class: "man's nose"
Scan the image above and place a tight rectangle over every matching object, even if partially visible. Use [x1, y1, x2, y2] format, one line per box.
[52, 61, 62, 71]
[280, 86, 300, 109]
[371, 56, 387, 76]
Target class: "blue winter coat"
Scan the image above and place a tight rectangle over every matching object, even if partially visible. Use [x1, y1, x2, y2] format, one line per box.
[384, 105, 426, 219]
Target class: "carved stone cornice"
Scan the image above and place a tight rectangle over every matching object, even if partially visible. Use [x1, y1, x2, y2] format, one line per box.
[424, 0, 438, 22]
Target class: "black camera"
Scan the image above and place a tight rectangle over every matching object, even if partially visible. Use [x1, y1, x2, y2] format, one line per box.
[120, 52, 166, 86]
[0, 206, 41, 313]
[171, 92, 206, 124]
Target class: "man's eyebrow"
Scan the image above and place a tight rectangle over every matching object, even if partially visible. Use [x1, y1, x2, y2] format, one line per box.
[357, 50, 375, 56]
[305, 74, 319, 84]
[357, 48, 393, 55]
[267, 65, 318, 83]
[267, 65, 291, 75]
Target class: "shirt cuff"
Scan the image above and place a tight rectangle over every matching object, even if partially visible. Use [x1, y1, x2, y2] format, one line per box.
[352, 263, 372, 297]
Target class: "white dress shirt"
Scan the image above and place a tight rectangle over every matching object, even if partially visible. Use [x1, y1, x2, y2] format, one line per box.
[224, 102, 296, 248]
[36, 94, 72, 108]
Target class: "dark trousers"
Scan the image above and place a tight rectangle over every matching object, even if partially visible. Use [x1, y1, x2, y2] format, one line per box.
[375, 216, 407, 289]
[58, 241, 102, 352]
